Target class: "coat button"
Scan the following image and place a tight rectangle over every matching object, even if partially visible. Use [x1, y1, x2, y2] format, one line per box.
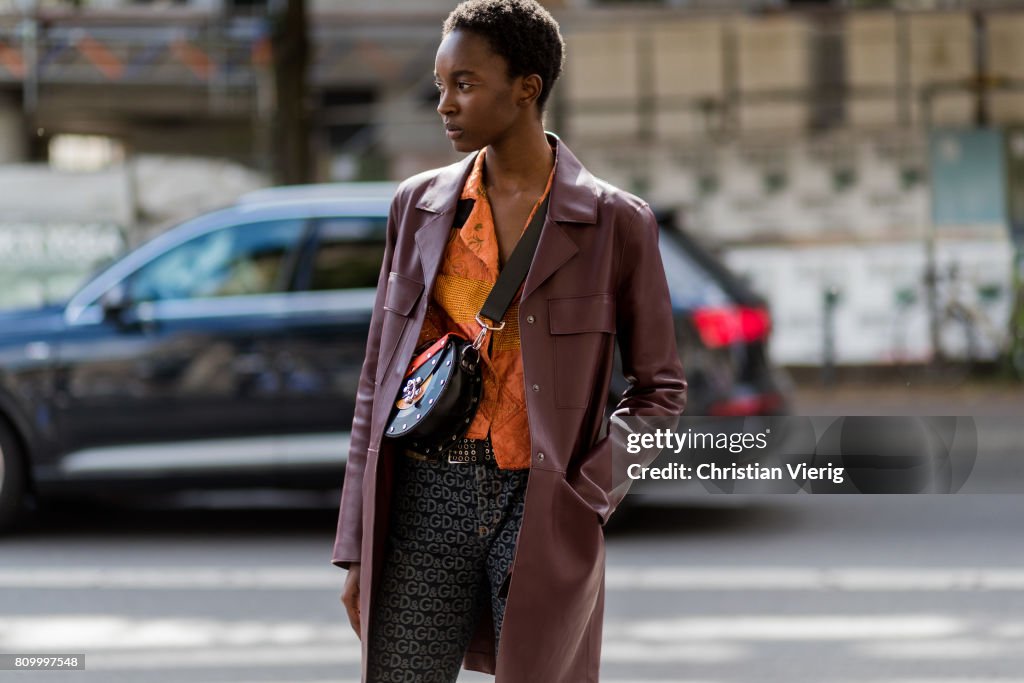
[526, 315, 535, 324]
[532, 384, 540, 392]
[537, 452, 545, 462]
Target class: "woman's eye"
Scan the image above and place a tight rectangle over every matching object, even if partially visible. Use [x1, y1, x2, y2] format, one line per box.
[434, 80, 471, 93]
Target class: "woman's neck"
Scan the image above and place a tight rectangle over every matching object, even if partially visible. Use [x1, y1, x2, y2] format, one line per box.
[482, 122, 554, 196]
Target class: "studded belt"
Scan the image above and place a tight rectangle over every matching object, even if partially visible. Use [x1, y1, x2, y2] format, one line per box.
[402, 436, 495, 465]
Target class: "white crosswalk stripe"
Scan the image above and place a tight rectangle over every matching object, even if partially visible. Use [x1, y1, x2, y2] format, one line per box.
[4, 565, 1024, 590]
[4, 564, 1024, 681]
[2, 612, 1022, 669]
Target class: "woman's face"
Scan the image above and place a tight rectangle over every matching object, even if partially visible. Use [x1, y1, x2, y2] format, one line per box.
[434, 29, 526, 153]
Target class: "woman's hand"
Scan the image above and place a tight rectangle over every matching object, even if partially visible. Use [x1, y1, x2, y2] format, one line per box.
[340, 563, 362, 639]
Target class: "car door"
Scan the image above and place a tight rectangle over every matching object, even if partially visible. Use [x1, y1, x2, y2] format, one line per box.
[273, 215, 386, 480]
[53, 218, 308, 480]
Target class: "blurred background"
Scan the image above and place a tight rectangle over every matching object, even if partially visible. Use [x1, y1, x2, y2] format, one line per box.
[1, 0, 1024, 376]
[1, 0, 1024, 682]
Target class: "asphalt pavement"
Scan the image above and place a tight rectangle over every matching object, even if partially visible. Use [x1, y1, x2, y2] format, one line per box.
[789, 372, 1024, 417]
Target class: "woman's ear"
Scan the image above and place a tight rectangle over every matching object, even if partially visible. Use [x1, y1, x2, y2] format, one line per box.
[518, 73, 544, 110]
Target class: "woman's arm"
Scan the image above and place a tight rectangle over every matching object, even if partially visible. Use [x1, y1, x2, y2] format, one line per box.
[568, 201, 688, 525]
[331, 191, 403, 569]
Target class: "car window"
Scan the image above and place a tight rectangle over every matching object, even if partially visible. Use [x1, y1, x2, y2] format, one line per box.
[126, 219, 306, 303]
[304, 218, 386, 291]
[658, 232, 733, 309]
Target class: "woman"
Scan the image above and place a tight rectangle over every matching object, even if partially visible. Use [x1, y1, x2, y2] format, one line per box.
[333, 1, 687, 681]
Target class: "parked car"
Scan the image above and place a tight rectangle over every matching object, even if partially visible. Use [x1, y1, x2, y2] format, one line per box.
[0, 182, 789, 531]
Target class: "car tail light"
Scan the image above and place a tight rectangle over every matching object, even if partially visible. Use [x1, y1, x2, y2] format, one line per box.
[692, 306, 771, 348]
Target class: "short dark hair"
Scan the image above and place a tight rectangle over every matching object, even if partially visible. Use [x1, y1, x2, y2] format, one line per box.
[443, 0, 565, 113]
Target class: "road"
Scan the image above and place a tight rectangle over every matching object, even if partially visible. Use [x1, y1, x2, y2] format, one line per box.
[2, 485, 1024, 683]
[2, 378, 1022, 682]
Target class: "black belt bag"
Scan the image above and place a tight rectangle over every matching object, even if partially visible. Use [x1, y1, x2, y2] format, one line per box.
[384, 193, 550, 456]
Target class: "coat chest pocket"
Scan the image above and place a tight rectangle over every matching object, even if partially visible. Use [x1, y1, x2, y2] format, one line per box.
[375, 272, 424, 386]
[549, 293, 615, 408]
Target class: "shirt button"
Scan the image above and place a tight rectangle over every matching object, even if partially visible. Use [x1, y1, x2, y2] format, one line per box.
[537, 452, 545, 462]
[532, 384, 540, 392]
[526, 315, 535, 324]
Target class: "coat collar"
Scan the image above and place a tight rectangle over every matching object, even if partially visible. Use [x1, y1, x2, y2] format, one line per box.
[414, 132, 598, 225]
[413, 132, 593, 303]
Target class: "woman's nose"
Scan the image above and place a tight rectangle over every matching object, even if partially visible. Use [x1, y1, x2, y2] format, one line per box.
[437, 90, 455, 117]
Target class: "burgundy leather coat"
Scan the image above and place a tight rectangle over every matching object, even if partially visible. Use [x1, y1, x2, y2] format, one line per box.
[332, 135, 687, 682]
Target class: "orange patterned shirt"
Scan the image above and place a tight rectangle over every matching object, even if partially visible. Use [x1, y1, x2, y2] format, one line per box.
[416, 146, 556, 470]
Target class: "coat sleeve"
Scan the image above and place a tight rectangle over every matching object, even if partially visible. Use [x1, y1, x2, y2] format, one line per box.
[568, 202, 688, 526]
[330, 190, 402, 570]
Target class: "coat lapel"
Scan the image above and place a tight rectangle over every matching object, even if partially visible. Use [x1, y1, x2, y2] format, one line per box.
[521, 134, 598, 302]
[520, 217, 577, 303]
[413, 151, 479, 291]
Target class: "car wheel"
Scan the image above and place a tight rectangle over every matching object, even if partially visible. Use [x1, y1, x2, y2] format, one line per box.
[0, 420, 27, 533]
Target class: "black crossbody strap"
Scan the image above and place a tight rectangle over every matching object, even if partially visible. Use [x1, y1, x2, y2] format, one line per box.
[479, 194, 550, 324]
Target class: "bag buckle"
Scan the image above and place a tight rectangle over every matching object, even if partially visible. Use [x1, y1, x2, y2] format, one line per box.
[472, 314, 505, 350]
[401, 376, 423, 402]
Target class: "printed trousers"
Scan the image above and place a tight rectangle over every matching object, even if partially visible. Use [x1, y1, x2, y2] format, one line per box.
[366, 436, 529, 683]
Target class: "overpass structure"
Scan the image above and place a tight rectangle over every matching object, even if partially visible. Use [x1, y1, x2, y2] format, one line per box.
[3, 5, 1024, 175]
[0, 8, 443, 168]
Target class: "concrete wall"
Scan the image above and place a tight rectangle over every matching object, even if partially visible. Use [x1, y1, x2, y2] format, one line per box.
[725, 236, 1015, 366]
[564, 26, 642, 143]
[987, 12, 1024, 124]
[563, 10, 1024, 143]
[577, 133, 929, 243]
[846, 13, 903, 128]
[735, 15, 810, 133]
[651, 18, 724, 140]
[907, 12, 974, 125]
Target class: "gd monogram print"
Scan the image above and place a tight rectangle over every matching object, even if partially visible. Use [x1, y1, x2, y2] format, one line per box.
[367, 436, 528, 683]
